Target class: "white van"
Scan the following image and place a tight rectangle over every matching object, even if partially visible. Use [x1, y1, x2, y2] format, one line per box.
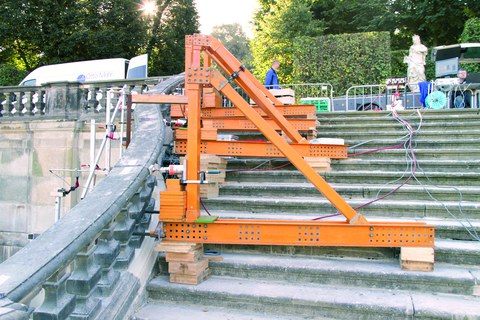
[19, 54, 148, 86]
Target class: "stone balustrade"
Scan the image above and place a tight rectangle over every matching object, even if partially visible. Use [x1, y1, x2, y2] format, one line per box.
[0, 77, 171, 119]
[0, 74, 185, 319]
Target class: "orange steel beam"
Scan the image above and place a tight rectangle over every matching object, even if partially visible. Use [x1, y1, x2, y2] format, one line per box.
[174, 139, 347, 159]
[131, 94, 188, 104]
[184, 40, 202, 221]
[171, 104, 317, 119]
[202, 118, 318, 132]
[206, 69, 366, 224]
[163, 219, 435, 248]
[187, 35, 305, 144]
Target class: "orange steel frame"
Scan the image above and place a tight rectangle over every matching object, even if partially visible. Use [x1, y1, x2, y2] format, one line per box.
[158, 34, 434, 248]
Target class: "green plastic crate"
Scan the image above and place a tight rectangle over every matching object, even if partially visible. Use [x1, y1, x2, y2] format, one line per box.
[300, 97, 331, 112]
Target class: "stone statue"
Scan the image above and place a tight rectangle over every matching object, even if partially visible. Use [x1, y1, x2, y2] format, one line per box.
[404, 35, 428, 92]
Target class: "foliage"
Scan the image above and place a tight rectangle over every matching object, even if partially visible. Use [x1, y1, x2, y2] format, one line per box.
[0, 0, 199, 77]
[250, 0, 324, 84]
[211, 23, 252, 68]
[312, 0, 480, 50]
[0, 64, 28, 86]
[0, 0, 149, 71]
[460, 17, 480, 73]
[146, 0, 199, 76]
[293, 32, 391, 95]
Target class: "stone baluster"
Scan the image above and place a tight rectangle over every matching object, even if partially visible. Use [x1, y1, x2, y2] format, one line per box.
[96, 85, 108, 113]
[12, 91, 23, 116]
[32, 266, 75, 320]
[66, 241, 102, 319]
[94, 220, 121, 297]
[87, 85, 99, 112]
[1, 92, 11, 116]
[112, 208, 136, 270]
[35, 89, 45, 115]
[23, 91, 35, 116]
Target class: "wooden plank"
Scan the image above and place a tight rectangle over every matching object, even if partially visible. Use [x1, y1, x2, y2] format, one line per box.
[131, 94, 188, 104]
[400, 247, 434, 272]
[155, 242, 203, 253]
[165, 251, 203, 263]
[169, 268, 211, 285]
[168, 258, 208, 275]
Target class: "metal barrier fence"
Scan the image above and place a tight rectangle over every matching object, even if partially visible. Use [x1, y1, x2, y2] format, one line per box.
[228, 83, 334, 107]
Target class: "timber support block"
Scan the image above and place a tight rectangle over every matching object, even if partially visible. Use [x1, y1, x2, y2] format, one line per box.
[400, 247, 434, 272]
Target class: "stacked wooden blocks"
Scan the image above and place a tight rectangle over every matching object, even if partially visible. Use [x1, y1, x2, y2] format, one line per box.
[269, 88, 295, 105]
[200, 154, 227, 198]
[303, 156, 331, 172]
[156, 242, 211, 285]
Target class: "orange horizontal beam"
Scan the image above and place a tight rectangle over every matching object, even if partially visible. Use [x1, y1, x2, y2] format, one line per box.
[132, 94, 188, 104]
[174, 139, 347, 158]
[202, 118, 318, 132]
[163, 219, 435, 247]
[170, 104, 317, 119]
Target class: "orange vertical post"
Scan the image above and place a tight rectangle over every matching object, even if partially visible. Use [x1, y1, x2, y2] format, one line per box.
[184, 37, 202, 221]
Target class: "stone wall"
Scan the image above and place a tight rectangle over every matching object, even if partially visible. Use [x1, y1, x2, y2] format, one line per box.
[0, 77, 168, 262]
[0, 119, 123, 261]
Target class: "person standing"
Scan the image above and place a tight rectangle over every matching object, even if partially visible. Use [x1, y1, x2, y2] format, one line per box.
[265, 60, 280, 89]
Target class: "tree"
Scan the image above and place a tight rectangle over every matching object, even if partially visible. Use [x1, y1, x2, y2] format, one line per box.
[250, 0, 324, 83]
[313, 0, 480, 50]
[0, 0, 149, 71]
[459, 17, 480, 73]
[145, 0, 200, 76]
[211, 23, 252, 67]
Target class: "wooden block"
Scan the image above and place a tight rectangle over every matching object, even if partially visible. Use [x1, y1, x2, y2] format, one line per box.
[165, 251, 203, 262]
[202, 90, 222, 108]
[269, 88, 295, 97]
[400, 247, 434, 272]
[277, 96, 295, 105]
[155, 242, 203, 253]
[169, 268, 211, 285]
[200, 183, 219, 198]
[168, 258, 208, 275]
[206, 255, 224, 262]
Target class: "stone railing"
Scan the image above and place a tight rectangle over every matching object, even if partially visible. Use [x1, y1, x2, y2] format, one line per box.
[0, 74, 185, 319]
[0, 76, 176, 120]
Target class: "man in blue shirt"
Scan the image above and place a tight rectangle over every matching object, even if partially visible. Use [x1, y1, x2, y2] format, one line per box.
[265, 60, 280, 89]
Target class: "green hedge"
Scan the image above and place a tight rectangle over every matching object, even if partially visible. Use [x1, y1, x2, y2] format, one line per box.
[0, 64, 28, 86]
[293, 32, 391, 95]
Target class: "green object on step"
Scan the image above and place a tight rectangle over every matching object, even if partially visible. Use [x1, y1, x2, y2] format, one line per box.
[195, 216, 218, 223]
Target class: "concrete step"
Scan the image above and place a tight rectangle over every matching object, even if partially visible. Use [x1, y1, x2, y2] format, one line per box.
[317, 121, 480, 132]
[146, 275, 480, 319]
[130, 301, 311, 320]
[219, 182, 480, 202]
[316, 109, 480, 121]
[226, 158, 480, 173]
[346, 148, 480, 160]
[203, 253, 480, 296]
[202, 195, 480, 219]
[226, 169, 480, 187]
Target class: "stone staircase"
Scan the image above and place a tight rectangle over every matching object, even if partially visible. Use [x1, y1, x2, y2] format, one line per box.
[132, 109, 480, 319]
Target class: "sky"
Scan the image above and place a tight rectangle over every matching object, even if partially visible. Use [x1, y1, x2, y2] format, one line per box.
[195, 0, 260, 38]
